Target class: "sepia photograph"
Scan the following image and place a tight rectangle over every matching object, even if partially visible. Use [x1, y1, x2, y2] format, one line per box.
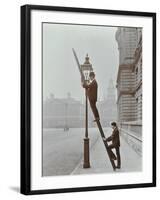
[42, 23, 142, 176]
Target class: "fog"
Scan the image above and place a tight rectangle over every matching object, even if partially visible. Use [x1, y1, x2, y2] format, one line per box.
[43, 23, 119, 101]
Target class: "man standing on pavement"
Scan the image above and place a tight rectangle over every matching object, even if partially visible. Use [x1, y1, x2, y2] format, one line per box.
[103, 122, 121, 169]
[83, 71, 100, 122]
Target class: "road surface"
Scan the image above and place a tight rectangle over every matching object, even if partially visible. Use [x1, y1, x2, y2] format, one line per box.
[43, 128, 101, 176]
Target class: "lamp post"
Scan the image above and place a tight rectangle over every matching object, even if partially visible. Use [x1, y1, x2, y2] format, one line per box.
[81, 54, 93, 168]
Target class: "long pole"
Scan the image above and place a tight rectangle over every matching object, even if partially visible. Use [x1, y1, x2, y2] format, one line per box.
[83, 88, 90, 168]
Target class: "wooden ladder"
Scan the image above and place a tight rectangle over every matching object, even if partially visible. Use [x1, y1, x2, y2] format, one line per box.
[94, 120, 116, 171]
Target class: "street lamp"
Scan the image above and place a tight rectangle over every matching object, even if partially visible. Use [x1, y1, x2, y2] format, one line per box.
[81, 54, 93, 168]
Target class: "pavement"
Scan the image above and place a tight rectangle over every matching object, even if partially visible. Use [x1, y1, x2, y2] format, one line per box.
[71, 128, 142, 175]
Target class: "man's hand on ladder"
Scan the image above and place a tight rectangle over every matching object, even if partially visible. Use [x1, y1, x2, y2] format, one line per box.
[102, 137, 107, 142]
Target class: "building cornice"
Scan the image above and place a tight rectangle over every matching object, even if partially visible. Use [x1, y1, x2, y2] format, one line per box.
[117, 89, 135, 103]
[116, 63, 134, 83]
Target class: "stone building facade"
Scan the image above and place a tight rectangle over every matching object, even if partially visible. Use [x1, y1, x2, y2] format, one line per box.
[43, 93, 85, 128]
[115, 27, 142, 155]
[116, 27, 142, 123]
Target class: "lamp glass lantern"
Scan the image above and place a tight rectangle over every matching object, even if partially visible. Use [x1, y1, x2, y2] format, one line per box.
[81, 54, 93, 82]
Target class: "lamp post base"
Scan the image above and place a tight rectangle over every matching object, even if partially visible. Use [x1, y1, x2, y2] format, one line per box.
[83, 138, 90, 168]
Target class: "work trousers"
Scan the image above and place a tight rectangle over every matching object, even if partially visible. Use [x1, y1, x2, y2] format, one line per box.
[108, 144, 121, 168]
[89, 99, 100, 119]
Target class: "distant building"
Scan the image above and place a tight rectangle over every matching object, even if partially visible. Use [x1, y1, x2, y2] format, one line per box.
[115, 27, 142, 123]
[98, 79, 117, 127]
[43, 93, 85, 128]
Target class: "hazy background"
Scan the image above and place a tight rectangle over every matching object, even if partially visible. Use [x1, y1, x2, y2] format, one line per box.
[43, 23, 119, 101]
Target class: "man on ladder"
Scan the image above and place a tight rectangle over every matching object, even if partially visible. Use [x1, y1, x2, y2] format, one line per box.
[103, 122, 121, 169]
[82, 71, 100, 122]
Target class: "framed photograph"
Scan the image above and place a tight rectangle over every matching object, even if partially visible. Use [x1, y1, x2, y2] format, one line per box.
[21, 4, 156, 195]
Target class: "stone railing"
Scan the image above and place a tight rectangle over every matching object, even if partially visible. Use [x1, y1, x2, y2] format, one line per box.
[119, 121, 142, 156]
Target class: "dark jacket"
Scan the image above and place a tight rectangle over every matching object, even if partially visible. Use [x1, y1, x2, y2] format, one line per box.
[107, 127, 120, 147]
[84, 79, 98, 102]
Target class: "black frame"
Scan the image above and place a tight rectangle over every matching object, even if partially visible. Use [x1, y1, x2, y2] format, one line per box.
[21, 4, 156, 195]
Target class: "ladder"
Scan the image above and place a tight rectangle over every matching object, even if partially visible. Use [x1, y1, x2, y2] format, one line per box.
[94, 120, 116, 171]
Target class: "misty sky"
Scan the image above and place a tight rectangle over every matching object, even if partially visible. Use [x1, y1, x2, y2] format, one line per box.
[43, 23, 119, 102]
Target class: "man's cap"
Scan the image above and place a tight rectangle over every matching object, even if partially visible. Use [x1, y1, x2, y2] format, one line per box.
[89, 71, 95, 77]
[111, 122, 117, 127]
